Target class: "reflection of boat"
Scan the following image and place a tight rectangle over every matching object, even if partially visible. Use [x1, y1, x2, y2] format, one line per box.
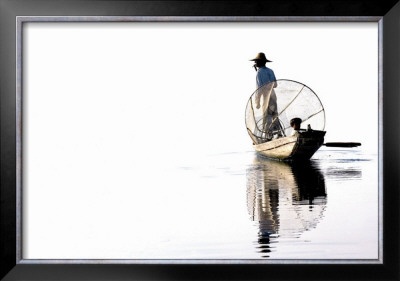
[246, 156, 327, 257]
[245, 80, 326, 161]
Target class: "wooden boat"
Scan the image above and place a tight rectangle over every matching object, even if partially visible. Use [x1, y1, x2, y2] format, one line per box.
[253, 129, 326, 161]
[245, 80, 327, 161]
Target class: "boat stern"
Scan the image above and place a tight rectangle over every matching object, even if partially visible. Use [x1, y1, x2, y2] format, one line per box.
[288, 130, 326, 161]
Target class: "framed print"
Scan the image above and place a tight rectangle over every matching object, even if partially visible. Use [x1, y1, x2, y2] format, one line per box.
[1, 1, 399, 280]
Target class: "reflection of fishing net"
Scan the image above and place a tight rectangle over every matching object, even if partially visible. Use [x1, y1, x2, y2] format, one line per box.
[245, 79, 325, 144]
[246, 158, 327, 238]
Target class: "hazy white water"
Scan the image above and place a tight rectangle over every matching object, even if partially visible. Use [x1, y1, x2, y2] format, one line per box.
[24, 146, 379, 260]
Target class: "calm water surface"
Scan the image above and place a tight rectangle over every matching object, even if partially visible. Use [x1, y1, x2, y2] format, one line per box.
[123, 147, 379, 260]
[24, 146, 379, 260]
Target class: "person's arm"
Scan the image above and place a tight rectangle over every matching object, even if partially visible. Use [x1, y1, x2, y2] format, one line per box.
[255, 89, 261, 109]
[255, 72, 262, 108]
[271, 71, 277, 88]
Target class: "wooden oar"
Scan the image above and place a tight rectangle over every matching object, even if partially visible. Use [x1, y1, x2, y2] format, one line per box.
[323, 142, 361, 148]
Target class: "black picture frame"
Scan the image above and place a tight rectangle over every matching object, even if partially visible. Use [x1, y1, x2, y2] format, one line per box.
[1, 1, 399, 280]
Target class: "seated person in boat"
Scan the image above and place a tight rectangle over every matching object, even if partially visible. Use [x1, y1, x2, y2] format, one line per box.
[290, 118, 302, 136]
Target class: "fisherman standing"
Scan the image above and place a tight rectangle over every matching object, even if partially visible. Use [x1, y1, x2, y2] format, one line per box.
[250, 52, 277, 90]
[250, 52, 281, 141]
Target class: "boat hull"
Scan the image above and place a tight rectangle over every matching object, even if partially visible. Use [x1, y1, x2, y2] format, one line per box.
[253, 130, 326, 161]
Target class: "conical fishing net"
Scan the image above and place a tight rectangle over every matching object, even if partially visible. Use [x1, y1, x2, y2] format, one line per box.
[245, 79, 325, 144]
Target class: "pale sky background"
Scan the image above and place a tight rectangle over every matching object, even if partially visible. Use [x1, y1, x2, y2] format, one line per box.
[23, 22, 379, 259]
[24, 22, 378, 155]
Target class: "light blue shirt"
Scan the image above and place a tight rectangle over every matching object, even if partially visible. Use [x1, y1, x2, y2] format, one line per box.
[256, 66, 276, 88]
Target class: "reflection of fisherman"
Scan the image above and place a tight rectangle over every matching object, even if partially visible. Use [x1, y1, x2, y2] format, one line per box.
[250, 52, 281, 141]
[246, 157, 327, 257]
